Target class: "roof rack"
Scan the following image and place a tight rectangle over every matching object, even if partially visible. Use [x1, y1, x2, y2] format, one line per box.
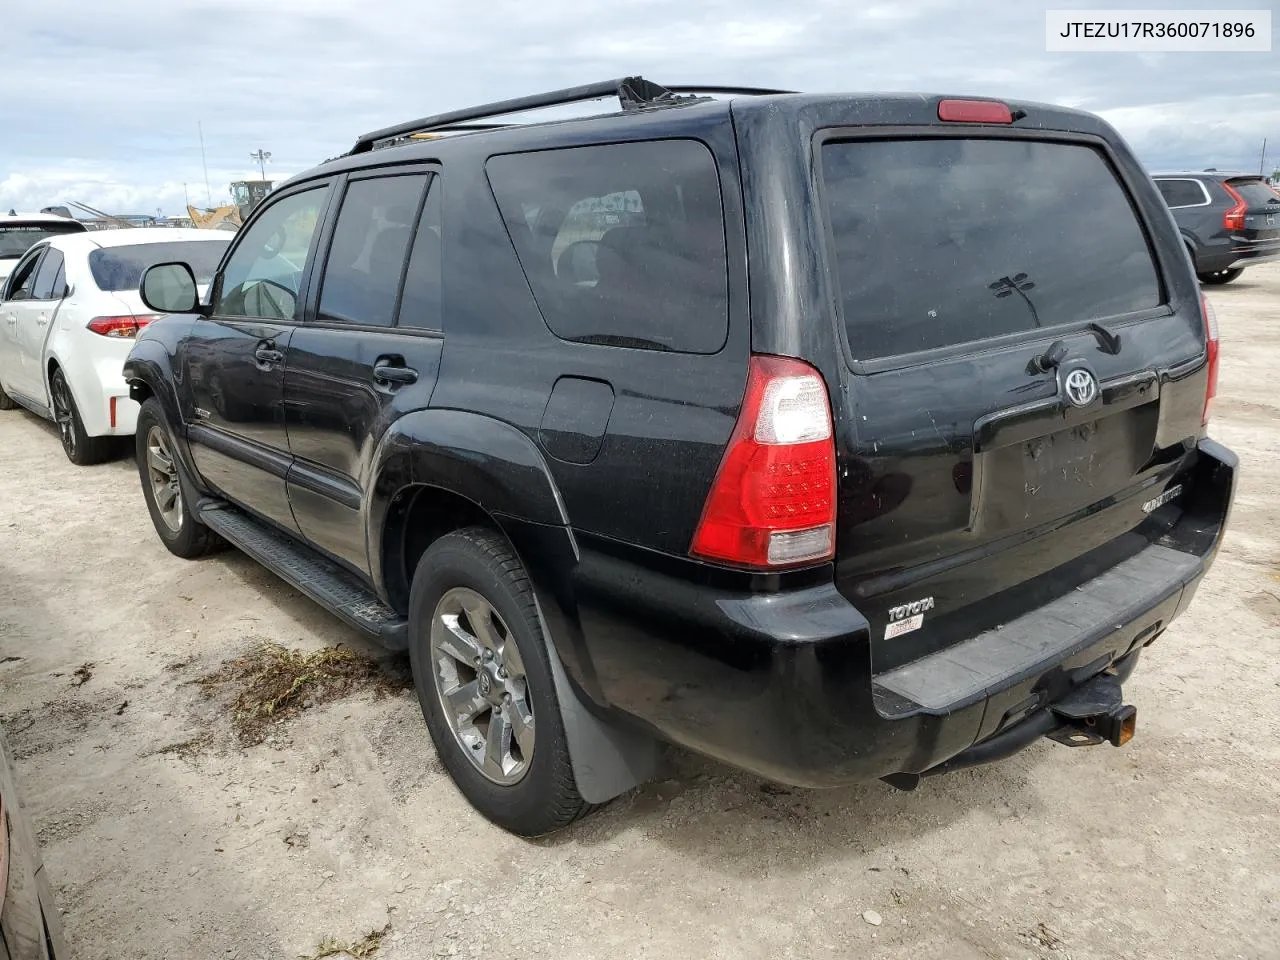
[349, 76, 791, 154]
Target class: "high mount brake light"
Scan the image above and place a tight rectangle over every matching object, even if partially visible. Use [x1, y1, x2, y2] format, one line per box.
[937, 99, 1014, 124]
[690, 355, 837, 569]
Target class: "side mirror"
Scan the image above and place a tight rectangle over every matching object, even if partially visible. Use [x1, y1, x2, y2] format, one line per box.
[140, 262, 199, 313]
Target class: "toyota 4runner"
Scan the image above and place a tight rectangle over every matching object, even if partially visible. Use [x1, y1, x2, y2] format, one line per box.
[124, 77, 1237, 836]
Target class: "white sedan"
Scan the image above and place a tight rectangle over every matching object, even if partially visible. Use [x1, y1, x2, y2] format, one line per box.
[0, 228, 229, 464]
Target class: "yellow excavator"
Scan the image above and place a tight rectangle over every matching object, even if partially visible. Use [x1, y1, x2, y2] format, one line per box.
[188, 180, 272, 230]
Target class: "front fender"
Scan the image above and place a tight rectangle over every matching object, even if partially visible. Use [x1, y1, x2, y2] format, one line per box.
[124, 317, 201, 486]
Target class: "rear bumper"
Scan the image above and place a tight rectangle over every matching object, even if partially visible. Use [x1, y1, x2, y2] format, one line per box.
[1200, 236, 1280, 272]
[579, 438, 1236, 787]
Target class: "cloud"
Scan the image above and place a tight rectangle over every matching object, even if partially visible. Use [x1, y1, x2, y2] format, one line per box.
[1, 0, 1276, 213]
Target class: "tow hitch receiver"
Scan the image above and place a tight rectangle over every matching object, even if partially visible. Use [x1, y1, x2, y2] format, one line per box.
[1046, 673, 1136, 748]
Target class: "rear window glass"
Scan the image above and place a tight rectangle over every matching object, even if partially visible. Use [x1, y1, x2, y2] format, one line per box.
[487, 140, 728, 354]
[0, 222, 84, 258]
[89, 239, 229, 292]
[1155, 179, 1207, 208]
[821, 138, 1162, 361]
[1227, 178, 1280, 207]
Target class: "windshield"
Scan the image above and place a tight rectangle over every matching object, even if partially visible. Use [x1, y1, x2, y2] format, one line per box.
[0, 223, 85, 258]
[88, 239, 230, 292]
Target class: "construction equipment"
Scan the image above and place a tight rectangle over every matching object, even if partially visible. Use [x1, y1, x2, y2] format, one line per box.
[188, 179, 273, 231]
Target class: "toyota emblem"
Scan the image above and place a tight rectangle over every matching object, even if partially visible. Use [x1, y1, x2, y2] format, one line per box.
[1064, 369, 1099, 408]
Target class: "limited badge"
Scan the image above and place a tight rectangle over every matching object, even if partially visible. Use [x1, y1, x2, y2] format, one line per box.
[885, 596, 934, 639]
[1142, 483, 1183, 513]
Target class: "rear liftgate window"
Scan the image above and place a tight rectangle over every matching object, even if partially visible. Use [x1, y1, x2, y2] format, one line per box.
[821, 138, 1162, 361]
[487, 140, 729, 353]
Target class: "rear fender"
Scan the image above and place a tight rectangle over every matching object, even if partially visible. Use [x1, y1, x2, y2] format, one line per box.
[369, 409, 658, 804]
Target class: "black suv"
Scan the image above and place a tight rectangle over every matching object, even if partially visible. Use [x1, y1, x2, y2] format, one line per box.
[1153, 170, 1280, 284]
[125, 78, 1236, 836]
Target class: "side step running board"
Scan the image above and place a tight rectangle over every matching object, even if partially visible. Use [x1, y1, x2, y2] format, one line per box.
[197, 501, 408, 649]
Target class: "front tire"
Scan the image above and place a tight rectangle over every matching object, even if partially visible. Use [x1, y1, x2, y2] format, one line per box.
[0, 381, 17, 411]
[1198, 268, 1243, 285]
[49, 368, 112, 465]
[135, 398, 221, 559]
[408, 527, 589, 836]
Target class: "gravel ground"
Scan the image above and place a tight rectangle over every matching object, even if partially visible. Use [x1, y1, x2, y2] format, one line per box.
[1, 263, 1277, 960]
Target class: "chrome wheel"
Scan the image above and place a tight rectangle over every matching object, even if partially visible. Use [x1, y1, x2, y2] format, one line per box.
[430, 586, 534, 785]
[146, 426, 183, 533]
[50, 374, 76, 459]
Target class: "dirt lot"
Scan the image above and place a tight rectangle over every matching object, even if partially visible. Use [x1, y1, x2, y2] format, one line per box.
[2, 263, 1278, 960]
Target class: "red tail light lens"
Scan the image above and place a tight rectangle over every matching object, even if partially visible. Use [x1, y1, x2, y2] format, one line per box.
[937, 99, 1014, 124]
[1222, 182, 1247, 231]
[1201, 294, 1219, 426]
[87, 315, 158, 338]
[690, 355, 837, 569]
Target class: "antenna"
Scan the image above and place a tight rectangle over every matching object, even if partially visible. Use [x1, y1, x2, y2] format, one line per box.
[198, 121, 212, 206]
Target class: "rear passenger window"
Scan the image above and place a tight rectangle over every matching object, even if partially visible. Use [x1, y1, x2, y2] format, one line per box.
[318, 174, 427, 327]
[487, 140, 728, 354]
[821, 138, 1162, 361]
[396, 179, 443, 330]
[1155, 179, 1207, 208]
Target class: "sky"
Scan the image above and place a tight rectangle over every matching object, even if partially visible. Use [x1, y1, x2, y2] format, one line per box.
[1, 0, 1276, 216]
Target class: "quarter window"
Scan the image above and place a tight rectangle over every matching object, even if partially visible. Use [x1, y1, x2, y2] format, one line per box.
[1155, 179, 1207, 208]
[215, 187, 327, 321]
[487, 140, 729, 354]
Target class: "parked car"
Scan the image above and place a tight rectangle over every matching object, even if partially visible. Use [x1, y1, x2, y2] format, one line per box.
[0, 213, 86, 286]
[0, 229, 229, 464]
[124, 78, 1236, 836]
[1152, 171, 1280, 284]
[1, 731, 67, 958]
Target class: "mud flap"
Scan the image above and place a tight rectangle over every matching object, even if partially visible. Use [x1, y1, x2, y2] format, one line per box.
[533, 598, 660, 804]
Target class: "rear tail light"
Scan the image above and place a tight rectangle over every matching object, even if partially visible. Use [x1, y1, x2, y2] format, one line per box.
[937, 99, 1014, 124]
[1222, 182, 1247, 231]
[690, 355, 837, 569]
[1201, 294, 1219, 426]
[87, 315, 159, 338]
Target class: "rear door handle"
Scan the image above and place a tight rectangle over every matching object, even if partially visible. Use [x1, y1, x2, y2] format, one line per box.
[35, 314, 49, 326]
[254, 344, 284, 365]
[373, 358, 418, 384]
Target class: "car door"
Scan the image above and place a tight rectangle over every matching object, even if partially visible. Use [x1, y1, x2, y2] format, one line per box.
[17, 247, 68, 405]
[184, 182, 333, 534]
[0, 245, 49, 403]
[283, 168, 444, 574]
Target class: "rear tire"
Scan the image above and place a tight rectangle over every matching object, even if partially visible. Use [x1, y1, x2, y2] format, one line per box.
[408, 526, 590, 836]
[1198, 268, 1243, 285]
[49, 368, 113, 465]
[135, 398, 221, 559]
[0, 382, 17, 411]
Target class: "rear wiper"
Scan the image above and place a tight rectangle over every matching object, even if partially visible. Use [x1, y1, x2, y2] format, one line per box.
[1030, 323, 1121, 374]
[1086, 321, 1121, 355]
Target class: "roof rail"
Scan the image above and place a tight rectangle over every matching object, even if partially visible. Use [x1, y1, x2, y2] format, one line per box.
[666, 85, 796, 96]
[349, 76, 791, 154]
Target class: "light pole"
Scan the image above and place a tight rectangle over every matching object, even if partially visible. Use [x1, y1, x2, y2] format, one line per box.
[250, 149, 272, 180]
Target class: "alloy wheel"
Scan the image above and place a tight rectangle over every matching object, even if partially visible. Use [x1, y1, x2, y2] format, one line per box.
[50, 375, 76, 459]
[430, 586, 535, 785]
[146, 426, 183, 532]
